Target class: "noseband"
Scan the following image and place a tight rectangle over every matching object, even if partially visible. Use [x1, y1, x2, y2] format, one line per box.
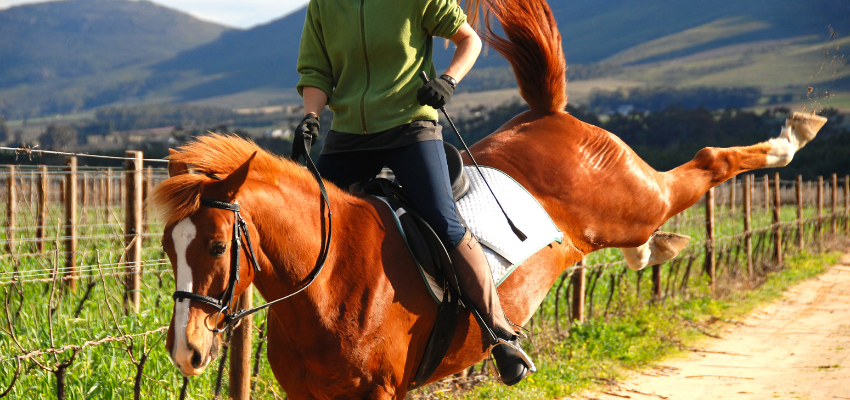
[172, 146, 332, 333]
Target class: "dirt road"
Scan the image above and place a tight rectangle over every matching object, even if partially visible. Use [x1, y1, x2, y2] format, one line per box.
[590, 254, 850, 400]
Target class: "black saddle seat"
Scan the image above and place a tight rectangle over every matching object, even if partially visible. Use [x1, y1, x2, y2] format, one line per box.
[443, 141, 471, 201]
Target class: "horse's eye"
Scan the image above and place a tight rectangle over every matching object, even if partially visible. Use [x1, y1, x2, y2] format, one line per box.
[210, 242, 227, 256]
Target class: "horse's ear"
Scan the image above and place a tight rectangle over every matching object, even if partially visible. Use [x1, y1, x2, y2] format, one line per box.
[168, 149, 189, 177]
[217, 152, 257, 200]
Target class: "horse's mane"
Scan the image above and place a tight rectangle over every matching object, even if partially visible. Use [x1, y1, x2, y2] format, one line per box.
[481, 0, 567, 113]
[150, 134, 315, 224]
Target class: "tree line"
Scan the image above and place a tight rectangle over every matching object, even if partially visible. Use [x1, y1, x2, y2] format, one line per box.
[6, 99, 847, 180]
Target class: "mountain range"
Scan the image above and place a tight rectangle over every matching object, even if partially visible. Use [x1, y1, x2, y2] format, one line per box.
[0, 0, 848, 118]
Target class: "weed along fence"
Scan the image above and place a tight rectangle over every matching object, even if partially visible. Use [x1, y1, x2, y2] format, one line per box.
[0, 148, 848, 399]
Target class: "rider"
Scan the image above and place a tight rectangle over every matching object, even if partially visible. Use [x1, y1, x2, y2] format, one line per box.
[293, 0, 532, 385]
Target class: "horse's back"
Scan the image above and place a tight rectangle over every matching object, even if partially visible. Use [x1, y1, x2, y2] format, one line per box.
[470, 111, 671, 249]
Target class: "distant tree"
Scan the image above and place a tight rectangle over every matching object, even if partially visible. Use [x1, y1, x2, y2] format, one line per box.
[39, 124, 78, 150]
[0, 117, 8, 142]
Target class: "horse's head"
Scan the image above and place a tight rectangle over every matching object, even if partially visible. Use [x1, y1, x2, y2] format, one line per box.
[158, 152, 259, 376]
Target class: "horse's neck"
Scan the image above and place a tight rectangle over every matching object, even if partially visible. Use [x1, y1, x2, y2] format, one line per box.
[240, 182, 384, 324]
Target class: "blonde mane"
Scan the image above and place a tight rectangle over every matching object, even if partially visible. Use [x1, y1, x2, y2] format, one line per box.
[150, 134, 316, 224]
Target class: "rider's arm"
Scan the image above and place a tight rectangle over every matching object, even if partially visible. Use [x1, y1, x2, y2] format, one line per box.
[442, 22, 481, 83]
[296, 0, 333, 108]
[302, 86, 328, 117]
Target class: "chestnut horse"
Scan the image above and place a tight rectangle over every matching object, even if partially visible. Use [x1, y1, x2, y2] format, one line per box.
[152, 0, 827, 397]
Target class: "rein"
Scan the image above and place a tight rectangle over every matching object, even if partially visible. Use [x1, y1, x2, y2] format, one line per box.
[172, 140, 332, 333]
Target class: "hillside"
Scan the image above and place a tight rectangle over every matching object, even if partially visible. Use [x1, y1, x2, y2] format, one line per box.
[0, 0, 231, 116]
[0, 0, 848, 116]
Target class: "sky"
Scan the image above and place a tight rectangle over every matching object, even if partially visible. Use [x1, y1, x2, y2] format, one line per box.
[0, 0, 309, 28]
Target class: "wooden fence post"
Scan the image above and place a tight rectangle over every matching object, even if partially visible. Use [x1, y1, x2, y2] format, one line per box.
[651, 264, 662, 301]
[706, 187, 716, 291]
[144, 166, 153, 232]
[121, 172, 127, 208]
[796, 175, 804, 249]
[81, 172, 88, 208]
[730, 175, 737, 214]
[65, 157, 78, 290]
[571, 258, 586, 322]
[106, 168, 113, 207]
[832, 174, 838, 234]
[37, 166, 49, 253]
[5, 166, 16, 253]
[817, 176, 824, 240]
[744, 175, 753, 276]
[125, 151, 143, 313]
[773, 173, 782, 265]
[230, 287, 253, 400]
[29, 171, 35, 205]
[845, 175, 849, 233]
[763, 174, 769, 213]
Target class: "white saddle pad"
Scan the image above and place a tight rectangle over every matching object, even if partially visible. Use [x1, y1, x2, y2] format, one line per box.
[425, 166, 563, 301]
[458, 165, 564, 282]
[376, 166, 563, 303]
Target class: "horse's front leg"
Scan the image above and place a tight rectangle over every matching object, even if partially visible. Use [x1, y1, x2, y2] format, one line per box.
[662, 112, 827, 219]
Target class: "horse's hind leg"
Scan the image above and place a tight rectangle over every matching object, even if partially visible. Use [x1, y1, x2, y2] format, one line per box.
[661, 112, 827, 219]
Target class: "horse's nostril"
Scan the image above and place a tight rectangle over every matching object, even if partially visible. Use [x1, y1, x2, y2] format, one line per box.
[190, 346, 204, 368]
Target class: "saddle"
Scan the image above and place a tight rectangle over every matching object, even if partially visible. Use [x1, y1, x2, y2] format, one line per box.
[361, 142, 471, 292]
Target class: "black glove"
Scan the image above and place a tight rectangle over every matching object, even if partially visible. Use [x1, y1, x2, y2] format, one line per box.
[291, 113, 320, 161]
[417, 75, 455, 109]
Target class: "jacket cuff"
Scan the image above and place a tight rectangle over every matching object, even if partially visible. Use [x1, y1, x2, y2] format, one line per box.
[297, 70, 334, 98]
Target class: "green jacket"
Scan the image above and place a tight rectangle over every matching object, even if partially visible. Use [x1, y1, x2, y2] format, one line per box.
[296, 0, 466, 134]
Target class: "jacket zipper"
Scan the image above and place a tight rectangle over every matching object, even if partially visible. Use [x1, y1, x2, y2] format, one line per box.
[358, 0, 371, 134]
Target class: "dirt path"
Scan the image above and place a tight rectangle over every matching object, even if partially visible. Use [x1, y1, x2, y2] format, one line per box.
[589, 254, 850, 400]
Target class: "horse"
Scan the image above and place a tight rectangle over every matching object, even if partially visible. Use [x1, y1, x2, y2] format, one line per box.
[151, 0, 827, 397]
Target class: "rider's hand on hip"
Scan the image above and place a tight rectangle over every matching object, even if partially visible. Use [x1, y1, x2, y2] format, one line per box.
[291, 113, 320, 160]
[417, 75, 456, 109]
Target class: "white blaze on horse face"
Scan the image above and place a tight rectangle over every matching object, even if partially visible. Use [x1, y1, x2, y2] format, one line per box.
[171, 217, 197, 369]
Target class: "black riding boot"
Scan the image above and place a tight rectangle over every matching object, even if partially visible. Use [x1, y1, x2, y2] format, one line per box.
[447, 229, 535, 385]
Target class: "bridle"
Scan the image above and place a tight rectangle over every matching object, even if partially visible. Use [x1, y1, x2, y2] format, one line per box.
[171, 142, 332, 334]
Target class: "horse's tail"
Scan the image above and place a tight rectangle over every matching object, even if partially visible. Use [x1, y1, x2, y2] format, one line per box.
[480, 0, 567, 113]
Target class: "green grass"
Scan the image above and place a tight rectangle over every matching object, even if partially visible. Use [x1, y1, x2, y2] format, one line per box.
[0, 186, 846, 398]
[0, 203, 284, 399]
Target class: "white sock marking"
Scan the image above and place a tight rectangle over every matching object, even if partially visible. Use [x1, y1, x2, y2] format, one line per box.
[765, 126, 799, 168]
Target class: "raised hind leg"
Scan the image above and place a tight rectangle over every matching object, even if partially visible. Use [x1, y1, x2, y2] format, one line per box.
[660, 112, 827, 221]
[619, 112, 827, 266]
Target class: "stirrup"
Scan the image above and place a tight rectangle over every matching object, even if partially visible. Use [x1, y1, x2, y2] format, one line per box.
[487, 337, 537, 385]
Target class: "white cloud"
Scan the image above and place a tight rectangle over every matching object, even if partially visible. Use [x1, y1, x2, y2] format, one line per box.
[0, 0, 309, 28]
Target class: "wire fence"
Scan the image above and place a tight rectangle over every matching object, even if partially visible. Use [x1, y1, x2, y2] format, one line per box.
[1, 148, 848, 399]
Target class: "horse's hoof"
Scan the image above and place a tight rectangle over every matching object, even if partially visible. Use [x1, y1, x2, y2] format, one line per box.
[786, 112, 828, 146]
[649, 231, 691, 265]
[622, 231, 691, 271]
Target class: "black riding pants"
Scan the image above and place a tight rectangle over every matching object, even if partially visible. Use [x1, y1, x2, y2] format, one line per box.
[315, 140, 467, 248]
